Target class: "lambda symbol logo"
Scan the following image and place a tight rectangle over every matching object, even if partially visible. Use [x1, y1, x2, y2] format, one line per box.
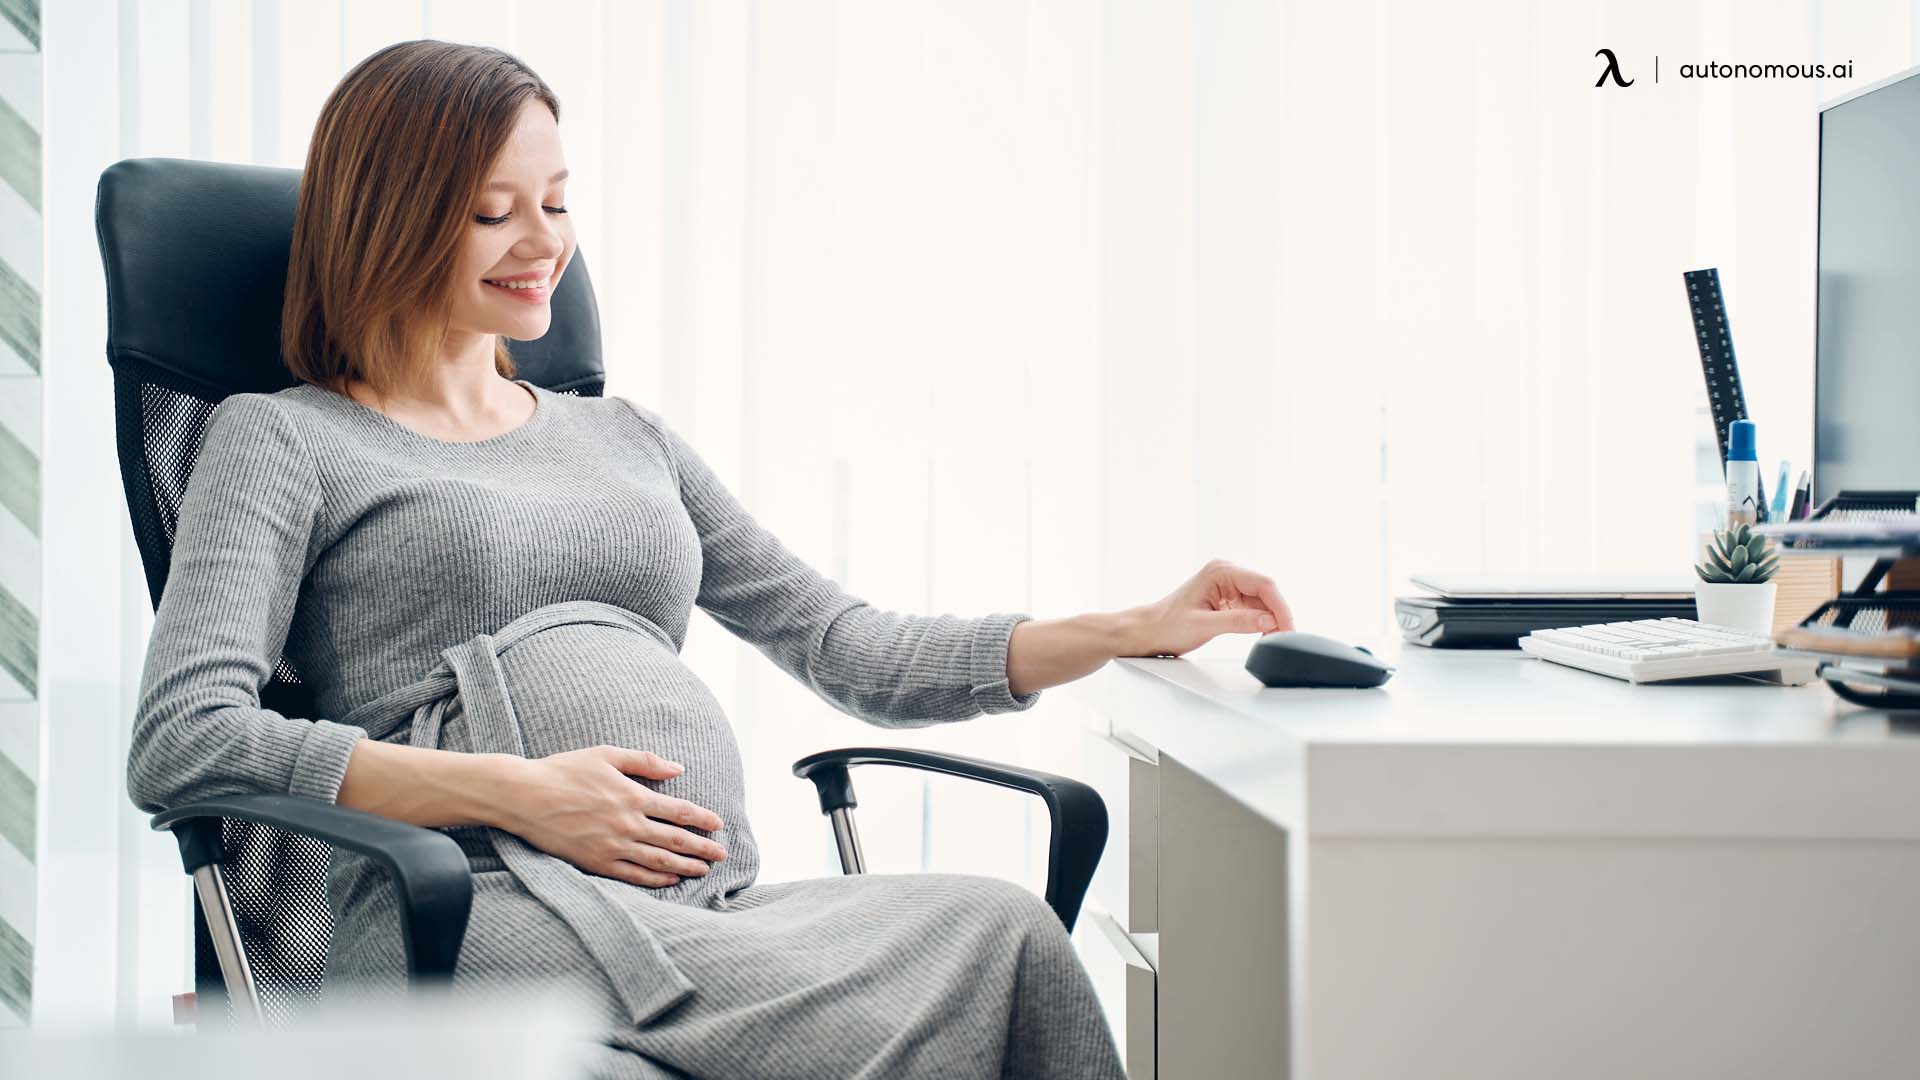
[1594, 48, 1634, 88]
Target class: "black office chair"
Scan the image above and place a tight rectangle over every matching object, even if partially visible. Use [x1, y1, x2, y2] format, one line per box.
[96, 157, 1107, 1027]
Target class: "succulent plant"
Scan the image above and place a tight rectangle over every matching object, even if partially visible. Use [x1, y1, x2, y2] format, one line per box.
[1696, 522, 1779, 584]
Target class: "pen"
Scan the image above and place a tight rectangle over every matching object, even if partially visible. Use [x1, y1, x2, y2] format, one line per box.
[1789, 469, 1811, 520]
[1771, 460, 1792, 524]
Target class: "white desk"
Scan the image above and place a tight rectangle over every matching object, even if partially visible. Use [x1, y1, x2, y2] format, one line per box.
[1067, 637, 1920, 1080]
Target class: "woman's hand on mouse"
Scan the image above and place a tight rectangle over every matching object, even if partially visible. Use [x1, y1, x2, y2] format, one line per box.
[498, 745, 728, 888]
[1126, 559, 1295, 658]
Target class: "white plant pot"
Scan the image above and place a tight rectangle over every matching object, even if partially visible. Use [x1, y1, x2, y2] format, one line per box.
[1694, 580, 1777, 635]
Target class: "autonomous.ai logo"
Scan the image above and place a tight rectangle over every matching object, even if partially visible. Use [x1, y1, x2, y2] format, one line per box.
[1590, 48, 1851, 86]
[1594, 48, 1634, 87]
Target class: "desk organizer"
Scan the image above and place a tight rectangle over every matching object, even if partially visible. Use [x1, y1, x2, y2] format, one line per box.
[1760, 491, 1920, 710]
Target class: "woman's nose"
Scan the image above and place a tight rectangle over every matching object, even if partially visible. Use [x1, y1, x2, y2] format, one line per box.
[518, 234, 564, 262]
[518, 215, 566, 259]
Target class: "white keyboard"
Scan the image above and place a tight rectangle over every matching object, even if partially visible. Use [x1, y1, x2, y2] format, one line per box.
[1518, 618, 1818, 684]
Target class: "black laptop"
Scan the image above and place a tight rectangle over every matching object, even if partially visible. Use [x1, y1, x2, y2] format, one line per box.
[1396, 574, 1699, 648]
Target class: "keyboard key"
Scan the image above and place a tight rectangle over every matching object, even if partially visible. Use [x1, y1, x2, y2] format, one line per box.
[1642, 646, 1699, 657]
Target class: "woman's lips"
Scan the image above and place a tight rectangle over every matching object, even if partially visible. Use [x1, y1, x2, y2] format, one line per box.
[483, 275, 552, 303]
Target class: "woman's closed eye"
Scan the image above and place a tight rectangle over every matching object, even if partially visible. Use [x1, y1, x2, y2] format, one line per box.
[475, 206, 568, 226]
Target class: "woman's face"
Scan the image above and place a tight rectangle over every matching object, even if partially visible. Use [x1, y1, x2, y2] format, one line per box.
[449, 99, 576, 344]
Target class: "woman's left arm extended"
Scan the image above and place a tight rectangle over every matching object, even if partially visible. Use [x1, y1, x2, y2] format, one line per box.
[630, 400, 1044, 727]
[1005, 559, 1295, 696]
[625, 399, 1292, 720]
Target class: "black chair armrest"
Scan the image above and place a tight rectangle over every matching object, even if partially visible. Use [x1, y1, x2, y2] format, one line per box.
[152, 794, 473, 979]
[792, 747, 1108, 931]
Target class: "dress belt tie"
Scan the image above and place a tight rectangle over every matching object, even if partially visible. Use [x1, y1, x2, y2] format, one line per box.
[335, 599, 696, 1026]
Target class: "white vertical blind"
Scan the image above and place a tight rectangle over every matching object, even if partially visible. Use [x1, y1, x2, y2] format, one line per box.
[41, 0, 1920, 1026]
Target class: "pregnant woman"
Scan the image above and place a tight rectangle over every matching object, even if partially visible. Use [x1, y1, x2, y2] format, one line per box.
[128, 40, 1293, 1079]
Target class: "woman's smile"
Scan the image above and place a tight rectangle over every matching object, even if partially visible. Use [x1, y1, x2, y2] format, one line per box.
[483, 267, 556, 302]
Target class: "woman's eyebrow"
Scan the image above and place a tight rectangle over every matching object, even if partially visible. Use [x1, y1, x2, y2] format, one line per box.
[482, 168, 569, 193]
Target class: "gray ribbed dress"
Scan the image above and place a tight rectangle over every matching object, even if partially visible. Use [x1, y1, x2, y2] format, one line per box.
[128, 378, 1125, 1079]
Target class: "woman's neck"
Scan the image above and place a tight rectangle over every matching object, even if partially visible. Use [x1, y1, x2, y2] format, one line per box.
[343, 365, 535, 442]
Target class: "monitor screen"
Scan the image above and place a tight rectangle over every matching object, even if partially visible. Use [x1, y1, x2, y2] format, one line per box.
[1815, 70, 1920, 505]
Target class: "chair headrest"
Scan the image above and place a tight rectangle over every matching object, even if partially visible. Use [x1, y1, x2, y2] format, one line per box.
[96, 157, 604, 397]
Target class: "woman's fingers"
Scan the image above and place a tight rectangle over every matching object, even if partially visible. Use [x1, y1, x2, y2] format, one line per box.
[1213, 561, 1296, 632]
[1204, 607, 1274, 634]
[624, 841, 712, 878]
[639, 817, 728, 862]
[1251, 576, 1295, 631]
[637, 789, 725, 834]
[554, 746, 729, 869]
[600, 745, 684, 781]
[606, 859, 681, 889]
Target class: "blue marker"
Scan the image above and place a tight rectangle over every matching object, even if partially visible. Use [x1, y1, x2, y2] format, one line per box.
[1771, 460, 1792, 523]
[1726, 420, 1762, 527]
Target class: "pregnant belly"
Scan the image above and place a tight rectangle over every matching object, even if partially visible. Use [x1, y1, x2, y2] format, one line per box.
[433, 621, 760, 906]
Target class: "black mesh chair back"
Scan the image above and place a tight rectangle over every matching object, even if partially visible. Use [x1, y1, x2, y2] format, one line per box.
[96, 157, 607, 1021]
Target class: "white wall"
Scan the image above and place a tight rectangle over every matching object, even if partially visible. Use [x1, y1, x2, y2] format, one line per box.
[26, 0, 1920, 1028]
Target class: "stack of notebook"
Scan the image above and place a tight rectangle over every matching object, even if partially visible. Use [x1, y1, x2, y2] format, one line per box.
[1395, 573, 1700, 648]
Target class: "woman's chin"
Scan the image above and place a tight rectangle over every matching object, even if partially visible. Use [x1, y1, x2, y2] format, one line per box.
[494, 316, 552, 342]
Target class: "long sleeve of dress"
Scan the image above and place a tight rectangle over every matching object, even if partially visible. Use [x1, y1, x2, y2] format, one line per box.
[622, 399, 1042, 729]
[127, 394, 367, 813]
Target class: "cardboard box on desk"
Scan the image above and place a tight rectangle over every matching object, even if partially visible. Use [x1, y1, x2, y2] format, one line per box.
[1699, 532, 1840, 635]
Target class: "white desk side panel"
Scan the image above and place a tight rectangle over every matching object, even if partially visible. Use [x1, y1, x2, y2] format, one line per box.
[1157, 754, 1290, 1079]
[1305, 835, 1920, 1080]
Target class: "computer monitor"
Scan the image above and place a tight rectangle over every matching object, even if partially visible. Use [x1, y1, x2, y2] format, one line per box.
[1815, 67, 1920, 505]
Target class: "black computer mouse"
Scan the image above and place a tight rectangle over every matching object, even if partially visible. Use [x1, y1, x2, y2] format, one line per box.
[1245, 632, 1395, 688]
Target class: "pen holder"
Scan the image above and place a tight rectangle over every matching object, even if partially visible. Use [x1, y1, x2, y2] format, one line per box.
[1770, 555, 1842, 635]
[1889, 559, 1920, 595]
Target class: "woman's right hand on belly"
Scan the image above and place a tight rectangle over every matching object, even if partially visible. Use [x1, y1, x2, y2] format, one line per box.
[499, 745, 728, 887]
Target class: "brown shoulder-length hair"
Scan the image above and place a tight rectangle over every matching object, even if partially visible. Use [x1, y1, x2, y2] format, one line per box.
[282, 40, 560, 398]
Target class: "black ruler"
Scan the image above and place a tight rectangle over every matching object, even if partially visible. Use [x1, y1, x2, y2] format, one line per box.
[1683, 267, 1767, 519]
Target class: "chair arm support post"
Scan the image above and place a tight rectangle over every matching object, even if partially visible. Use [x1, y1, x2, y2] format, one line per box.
[828, 806, 866, 875]
[793, 747, 1108, 932]
[191, 862, 265, 1024]
[152, 793, 474, 980]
